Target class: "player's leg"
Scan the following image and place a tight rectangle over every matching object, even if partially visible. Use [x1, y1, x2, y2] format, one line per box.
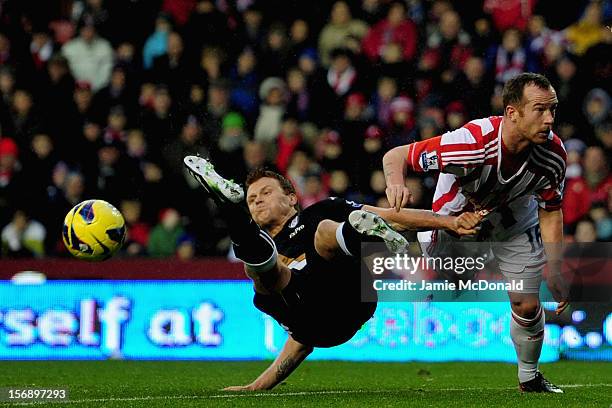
[494, 228, 563, 393]
[507, 291, 548, 386]
[314, 211, 409, 261]
[314, 219, 342, 260]
[184, 155, 289, 293]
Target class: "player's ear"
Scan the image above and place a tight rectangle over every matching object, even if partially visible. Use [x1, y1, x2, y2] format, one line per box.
[289, 193, 298, 207]
[506, 104, 518, 122]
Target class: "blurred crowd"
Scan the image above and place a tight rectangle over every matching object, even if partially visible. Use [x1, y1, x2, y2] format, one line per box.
[0, 0, 611, 259]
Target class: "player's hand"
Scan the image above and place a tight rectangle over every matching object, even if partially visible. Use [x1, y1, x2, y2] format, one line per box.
[222, 384, 257, 392]
[555, 301, 569, 315]
[451, 212, 482, 236]
[385, 184, 411, 212]
[546, 271, 570, 315]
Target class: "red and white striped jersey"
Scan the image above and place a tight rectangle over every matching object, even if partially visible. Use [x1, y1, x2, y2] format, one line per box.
[406, 116, 567, 240]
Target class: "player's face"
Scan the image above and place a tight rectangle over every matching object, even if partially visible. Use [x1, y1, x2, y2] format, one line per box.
[246, 177, 297, 228]
[515, 85, 558, 144]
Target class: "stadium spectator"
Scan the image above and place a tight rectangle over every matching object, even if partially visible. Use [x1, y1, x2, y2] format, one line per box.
[288, 19, 314, 66]
[44, 170, 86, 254]
[120, 199, 150, 257]
[29, 29, 55, 72]
[254, 77, 287, 148]
[21, 133, 59, 212]
[0, 138, 24, 228]
[1, 210, 46, 258]
[217, 112, 250, 181]
[301, 172, 329, 208]
[90, 139, 143, 204]
[243, 140, 274, 174]
[362, 1, 418, 63]
[237, 5, 265, 52]
[450, 56, 494, 119]
[229, 47, 259, 120]
[71, 0, 112, 42]
[200, 80, 232, 146]
[8, 89, 41, 150]
[565, 1, 606, 56]
[563, 146, 612, 228]
[190, 46, 222, 94]
[317, 48, 363, 125]
[139, 85, 175, 155]
[92, 65, 136, 125]
[318, 1, 369, 67]
[424, 10, 473, 79]
[41, 56, 76, 149]
[62, 16, 114, 92]
[151, 31, 190, 99]
[142, 13, 173, 70]
[386, 96, 415, 147]
[372, 76, 398, 127]
[102, 106, 128, 145]
[574, 217, 598, 243]
[487, 28, 531, 88]
[147, 207, 185, 258]
[258, 24, 292, 78]
[286, 67, 312, 122]
[0, 67, 16, 109]
[176, 233, 197, 260]
[483, 0, 536, 32]
[163, 115, 208, 183]
[161, 0, 196, 27]
[183, 0, 229, 57]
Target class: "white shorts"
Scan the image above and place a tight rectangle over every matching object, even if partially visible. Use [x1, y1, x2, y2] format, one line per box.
[417, 225, 545, 293]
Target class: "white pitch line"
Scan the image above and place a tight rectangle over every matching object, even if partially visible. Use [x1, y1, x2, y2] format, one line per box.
[1, 384, 610, 406]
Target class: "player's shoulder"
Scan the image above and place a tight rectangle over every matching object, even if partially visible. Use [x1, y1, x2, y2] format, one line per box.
[539, 132, 567, 162]
[463, 116, 501, 141]
[441, 116, 500, 148]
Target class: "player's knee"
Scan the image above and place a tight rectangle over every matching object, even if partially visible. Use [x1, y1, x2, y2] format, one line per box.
[245, 261, 290, 293]
[315, 219, 339, 258]
[512, 299, 541, 319]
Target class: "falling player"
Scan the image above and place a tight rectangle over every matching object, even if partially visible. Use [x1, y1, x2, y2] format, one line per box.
[183, 156, 481, 390]
[383, 73, 568, 393]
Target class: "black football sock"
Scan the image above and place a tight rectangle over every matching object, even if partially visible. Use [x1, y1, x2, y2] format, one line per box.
[216, 203, 276, 266]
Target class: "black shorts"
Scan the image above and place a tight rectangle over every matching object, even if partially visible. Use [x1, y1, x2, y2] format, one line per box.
[254, 257, 377, 348]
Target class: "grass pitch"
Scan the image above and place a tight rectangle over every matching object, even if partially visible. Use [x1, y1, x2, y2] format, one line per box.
[0, 361, 609, 407]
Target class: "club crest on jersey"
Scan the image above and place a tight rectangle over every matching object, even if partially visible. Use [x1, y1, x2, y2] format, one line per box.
[289, 216, 299, 228]
[420, 151, 439, 171]
[345, 200, 361, 208]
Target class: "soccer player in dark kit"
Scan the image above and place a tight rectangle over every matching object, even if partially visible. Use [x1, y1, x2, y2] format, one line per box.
[183, 155, 481, 391]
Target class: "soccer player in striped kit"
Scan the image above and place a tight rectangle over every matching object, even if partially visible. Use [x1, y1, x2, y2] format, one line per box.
[383, 73, 568, 393]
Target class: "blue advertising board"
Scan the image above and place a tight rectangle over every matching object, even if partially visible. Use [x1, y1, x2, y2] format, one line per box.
[0, 281, 605, 361]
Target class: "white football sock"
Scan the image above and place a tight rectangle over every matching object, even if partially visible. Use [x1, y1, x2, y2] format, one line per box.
[510, 305, 545, 383]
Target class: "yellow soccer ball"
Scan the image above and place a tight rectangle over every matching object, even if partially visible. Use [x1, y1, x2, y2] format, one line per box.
[63, 200, 126, 261]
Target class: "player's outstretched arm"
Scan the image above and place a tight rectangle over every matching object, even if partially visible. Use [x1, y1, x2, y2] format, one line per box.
[222, 336, 313, 391]
[538, 208, 569, 315]
[383, 145, 412, 211]
[362, 206, 482, 236]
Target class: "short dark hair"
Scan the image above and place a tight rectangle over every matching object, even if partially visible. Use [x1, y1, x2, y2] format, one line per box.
[245, 169, 299, 209]
[502, 73, 553, 109]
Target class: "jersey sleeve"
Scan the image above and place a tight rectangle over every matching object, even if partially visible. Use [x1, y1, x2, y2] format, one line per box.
[535, 182, 564, 211]
[405, 127, 487, 176]
[307, 197, 364, 222]
[535, 138, 567, 212]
